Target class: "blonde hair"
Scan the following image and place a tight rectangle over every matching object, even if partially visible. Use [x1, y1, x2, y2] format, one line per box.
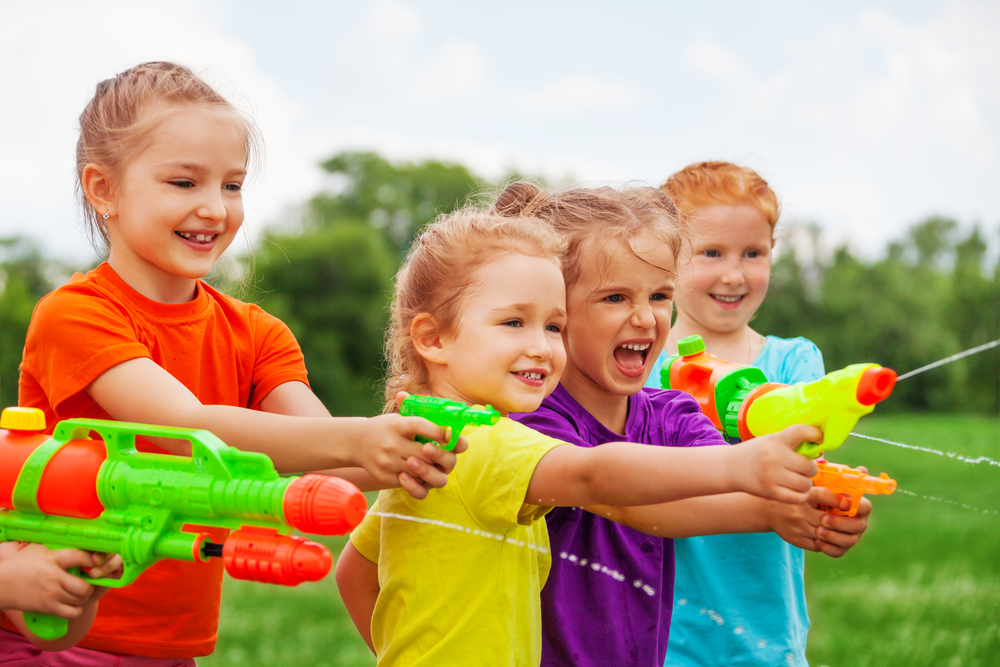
[662, 162, 780, 233]
[76, 61, 262, 253]
[491, 182, 685, 288]
[384, 208, 566, 412]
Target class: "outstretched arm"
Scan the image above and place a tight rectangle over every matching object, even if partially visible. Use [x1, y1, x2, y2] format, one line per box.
[87, 358, 456, 496]
[335, 542, 379, 654]
[259, 382, 466, 499]
[525, 424, 820, 509]
[587, 486, 871, 557]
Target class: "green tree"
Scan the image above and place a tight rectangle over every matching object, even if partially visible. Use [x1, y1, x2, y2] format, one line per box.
[251, 223, 397, 416]
[0, 238, 55, 408]
[248, 152, 501, 415]
[311, 151, 488, 252]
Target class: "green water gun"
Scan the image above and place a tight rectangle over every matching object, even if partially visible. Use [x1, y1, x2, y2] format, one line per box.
[0, 408, 368, 640]
[399, 395, 500, 450]
[660, 335, 898, 458]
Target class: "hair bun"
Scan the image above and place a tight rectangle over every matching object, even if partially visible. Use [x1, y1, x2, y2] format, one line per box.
[491, 181, 548, 218]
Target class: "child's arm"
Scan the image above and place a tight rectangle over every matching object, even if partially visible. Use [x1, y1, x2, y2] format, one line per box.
[335, 542, 379, 655]
[87, 358, 455, 493]
[0, 543, 122, 651]
[257, 381, 466, 498]
[525, 424, 820, 509]
[586, 485, 872, 557]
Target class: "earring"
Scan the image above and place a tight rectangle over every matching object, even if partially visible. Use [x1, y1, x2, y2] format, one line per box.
[103, 212, 110, 220]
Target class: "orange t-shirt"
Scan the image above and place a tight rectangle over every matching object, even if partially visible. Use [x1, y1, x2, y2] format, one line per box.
[6, 262, 309, 658]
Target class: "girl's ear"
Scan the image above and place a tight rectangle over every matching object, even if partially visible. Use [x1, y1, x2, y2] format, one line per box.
[81, 163, 116, 218]
[411, 313, 448, 365]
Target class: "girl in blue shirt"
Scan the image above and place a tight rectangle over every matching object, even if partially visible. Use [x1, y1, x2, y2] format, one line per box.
[646, 161, 872, 667]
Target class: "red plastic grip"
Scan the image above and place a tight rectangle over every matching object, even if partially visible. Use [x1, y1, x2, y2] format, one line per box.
[221, 526, 332, 586]
[856, 367, 897, 406]
[282, 475, 367, 536]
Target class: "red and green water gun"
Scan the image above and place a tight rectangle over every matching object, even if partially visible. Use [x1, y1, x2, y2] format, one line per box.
[660, 335, 898, 515]
[0, 407, 368, 640]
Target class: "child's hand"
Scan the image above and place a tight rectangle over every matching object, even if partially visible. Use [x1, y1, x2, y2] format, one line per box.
[729, 424, 820, 504]
[0, 543, 97, 618]
[86, 552, 124, 581]
[358, 412, 454, 499]
[767, 485, 871, 556]
[388, 391, 469, 499]
[399, 435, 469, 499]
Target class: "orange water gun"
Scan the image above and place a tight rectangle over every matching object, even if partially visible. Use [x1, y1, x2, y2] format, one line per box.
[812, 461, 897, 516]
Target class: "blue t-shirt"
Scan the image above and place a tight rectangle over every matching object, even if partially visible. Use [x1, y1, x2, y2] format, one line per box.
[512, 385, 725, 667]
[645, 336, 825, 667]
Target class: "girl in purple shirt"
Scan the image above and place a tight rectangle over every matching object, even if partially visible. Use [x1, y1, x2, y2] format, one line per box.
[496, 183, 870, 667]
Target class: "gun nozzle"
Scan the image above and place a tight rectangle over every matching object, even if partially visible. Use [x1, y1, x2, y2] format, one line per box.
[283, 475, 367, 535]
[222, 527, 332, 586]
[856, 367, 897, 406]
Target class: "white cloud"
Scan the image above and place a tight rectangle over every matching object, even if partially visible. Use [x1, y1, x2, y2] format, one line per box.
[507, 74, 641, 114]
[683, 33, 755, 87]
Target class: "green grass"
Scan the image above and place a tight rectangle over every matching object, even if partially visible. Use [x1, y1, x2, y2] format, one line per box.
[805, 413, 1000, 666]
[201, 414, 999, 666]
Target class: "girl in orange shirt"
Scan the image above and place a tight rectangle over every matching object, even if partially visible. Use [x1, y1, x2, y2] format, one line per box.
[2, 61, 461, 665]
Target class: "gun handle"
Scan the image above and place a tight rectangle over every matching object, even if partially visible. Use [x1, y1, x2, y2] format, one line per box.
[414, 428, 457, 451]
[23, 612, 69, 640]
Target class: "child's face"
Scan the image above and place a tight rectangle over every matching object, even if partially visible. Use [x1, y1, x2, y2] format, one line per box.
[108, 105, 247, 289]
[562, 231, 675, 397]
[675, 204, 773, 334]
[432, 252, 567, 415]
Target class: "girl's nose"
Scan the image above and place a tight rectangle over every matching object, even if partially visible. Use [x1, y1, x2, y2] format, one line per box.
[526, 330, 553, 360]
[720, 258, 745, 285]
[198, 192, 228, 222]
[631, 303, 655, 330]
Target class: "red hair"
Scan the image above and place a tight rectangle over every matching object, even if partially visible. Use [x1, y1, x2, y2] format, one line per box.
[662, 162, 779, 233]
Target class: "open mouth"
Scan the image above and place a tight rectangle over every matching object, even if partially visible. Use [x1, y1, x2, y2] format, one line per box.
[176, 231, 218, 244]
[613, 342, 650, 376]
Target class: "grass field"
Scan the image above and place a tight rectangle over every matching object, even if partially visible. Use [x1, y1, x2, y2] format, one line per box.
[200, 413, 999, 667]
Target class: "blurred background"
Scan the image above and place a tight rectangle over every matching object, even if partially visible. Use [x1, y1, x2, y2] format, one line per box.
[1, 1, 997, 665]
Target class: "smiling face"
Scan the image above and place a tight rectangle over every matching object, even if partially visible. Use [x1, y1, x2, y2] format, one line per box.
[105, 104, 248, 302]
[429, 252, 568, 415]
[674, 203, 773, 335]
[560, 230, 676, 400]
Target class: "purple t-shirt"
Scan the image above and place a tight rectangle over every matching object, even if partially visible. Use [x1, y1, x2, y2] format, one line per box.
[512, 384, 726, 667]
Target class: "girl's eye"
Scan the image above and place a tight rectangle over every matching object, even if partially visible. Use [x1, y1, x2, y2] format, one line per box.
[604, 294, 624, 303]
[225, 183, 243, 192]
[704, 249, 720, 258]
[746, 250, 759, 258]
[502, 319, 523, 328]
[650, 293, 670, 302]
[545, 323, 562, 333]
[170, 180, 195, 188]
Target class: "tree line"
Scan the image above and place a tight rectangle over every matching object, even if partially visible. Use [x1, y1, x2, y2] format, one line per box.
[1, 152, 997, 416]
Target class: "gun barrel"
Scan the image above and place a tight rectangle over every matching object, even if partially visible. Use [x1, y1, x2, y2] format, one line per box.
[282, 475, 367, 535]
[221, 527, 333, 586]
[857, 367, 897, 406]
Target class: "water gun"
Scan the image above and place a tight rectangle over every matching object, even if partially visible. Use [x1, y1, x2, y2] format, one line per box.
[812, 461, 897, 516]
[660, 335, 897, 458]
[400, 395, 500, 450]
[0, 407, 368, 641]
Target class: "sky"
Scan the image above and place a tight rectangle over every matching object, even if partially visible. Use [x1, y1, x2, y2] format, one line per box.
[2, 0, 998, 265]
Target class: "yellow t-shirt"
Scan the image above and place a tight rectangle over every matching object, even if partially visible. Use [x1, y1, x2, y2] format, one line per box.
[350, 417, 566, 666]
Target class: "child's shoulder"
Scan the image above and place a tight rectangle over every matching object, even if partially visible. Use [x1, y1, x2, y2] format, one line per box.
[756, 336, 825, 384]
